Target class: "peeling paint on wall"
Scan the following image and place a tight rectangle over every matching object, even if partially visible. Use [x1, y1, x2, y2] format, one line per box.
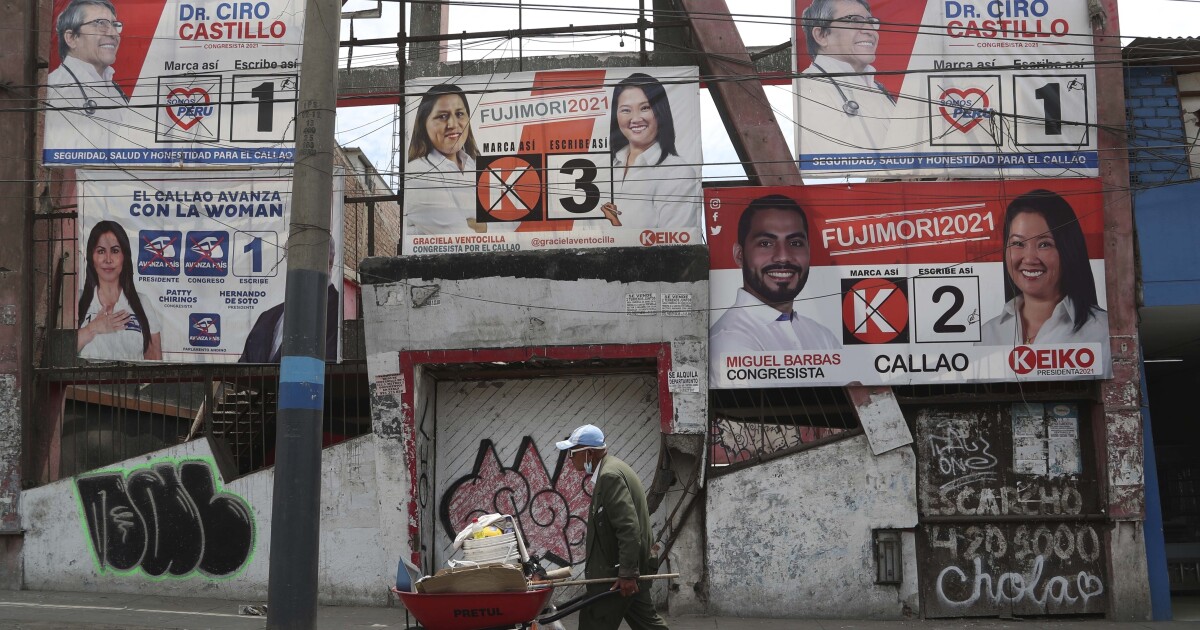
[0, 374, 21, 531]
[706, 434, 918, 618]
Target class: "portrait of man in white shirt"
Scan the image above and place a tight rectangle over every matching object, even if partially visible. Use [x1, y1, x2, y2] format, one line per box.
[798, 0, 896, 156]
[710, 194, 841, 383]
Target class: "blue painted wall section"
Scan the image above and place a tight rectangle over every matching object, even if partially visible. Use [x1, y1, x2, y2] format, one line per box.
[1125, 66, 1189, 188]
[1133, 182, 1200, 307]
[1126, 65, 1200, 307]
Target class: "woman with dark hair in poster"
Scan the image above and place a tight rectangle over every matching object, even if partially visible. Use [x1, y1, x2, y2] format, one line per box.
[979, 189, 1108, 346]
[598, 73, 700, 229]
[405, 83, 515, 236]
[77, 220, 162, 360]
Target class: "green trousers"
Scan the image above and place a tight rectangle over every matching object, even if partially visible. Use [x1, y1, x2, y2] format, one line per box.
[577, 586, 670, 630]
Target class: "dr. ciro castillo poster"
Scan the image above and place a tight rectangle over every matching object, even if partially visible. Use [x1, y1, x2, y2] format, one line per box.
[75, 170, 343, 363]
[707, 179, 1110, 388]
[401, 67, 703, 255]
[793, 0, 1098, 177]
[44, 0, 304, 166]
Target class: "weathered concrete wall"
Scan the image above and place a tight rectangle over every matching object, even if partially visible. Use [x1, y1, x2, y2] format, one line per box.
[706, 434, 919, 618]
[21, 436, 385, 604]
[361, 247, 710, 612]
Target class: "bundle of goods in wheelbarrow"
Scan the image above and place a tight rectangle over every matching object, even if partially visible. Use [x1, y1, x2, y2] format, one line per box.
[411, 513, 530, 594]
[391, 513, 677, 630]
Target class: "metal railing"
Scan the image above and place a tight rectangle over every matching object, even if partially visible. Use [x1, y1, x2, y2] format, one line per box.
[708, 386, 860, 476]
[31, 206, 373, 487]
[32, 362, 373, 485]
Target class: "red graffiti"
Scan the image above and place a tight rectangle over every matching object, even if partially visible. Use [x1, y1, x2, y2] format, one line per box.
[441, 437, 592, 566]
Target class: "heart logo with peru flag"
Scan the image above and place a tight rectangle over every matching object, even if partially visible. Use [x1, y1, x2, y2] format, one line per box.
[938, 88, 991, 133]
[165, 87, 212, 131]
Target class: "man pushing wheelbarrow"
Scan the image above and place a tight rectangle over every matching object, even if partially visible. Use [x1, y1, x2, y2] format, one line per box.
[555, 424, 670, 630]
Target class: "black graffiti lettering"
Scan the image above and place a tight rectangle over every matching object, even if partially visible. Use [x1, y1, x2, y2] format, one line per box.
[181, 461, 256, 575]
[75, 460, 254, 577]
[128, 465, 204, 576]
[76, 475, 146, 572]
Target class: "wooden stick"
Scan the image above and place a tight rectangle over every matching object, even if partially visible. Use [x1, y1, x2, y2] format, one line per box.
[533, 573, 679, 587]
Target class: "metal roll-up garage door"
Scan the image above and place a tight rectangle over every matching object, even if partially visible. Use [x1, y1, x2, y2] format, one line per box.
[430, 374, 662, 569]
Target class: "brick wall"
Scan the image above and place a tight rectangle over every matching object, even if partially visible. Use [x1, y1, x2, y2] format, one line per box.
[334, 149, 400, 284]
[1125, 66, 1189, 187]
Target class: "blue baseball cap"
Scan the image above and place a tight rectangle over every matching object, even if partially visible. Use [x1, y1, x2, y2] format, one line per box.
[556, 424, 606, 451]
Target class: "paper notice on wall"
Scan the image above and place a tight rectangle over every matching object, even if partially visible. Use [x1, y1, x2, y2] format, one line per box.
[1014, 435, 1046, 475]
[1047, 403, 1082, 476]
[668, 368, 700, 393]
[660, 293, 693, 317]
[375, 373, 405, 397]
[1011, 403, 1044, 436]
[626, 292, 658, 316]
[1012, 402, 1047, 475]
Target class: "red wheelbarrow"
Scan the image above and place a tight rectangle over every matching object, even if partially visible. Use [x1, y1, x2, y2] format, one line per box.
[392, 586, 557, 630]
[390, 574, 678, 630]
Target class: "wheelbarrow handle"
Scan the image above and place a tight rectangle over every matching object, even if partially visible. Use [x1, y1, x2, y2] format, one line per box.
[537, 589, 622, 624]
[536, 573, 679, 588]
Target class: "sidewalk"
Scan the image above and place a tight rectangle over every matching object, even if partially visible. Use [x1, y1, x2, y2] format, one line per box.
[0, 590, 1198, 629]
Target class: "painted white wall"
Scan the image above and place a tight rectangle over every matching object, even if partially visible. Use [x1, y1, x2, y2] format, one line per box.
[21, 436, 386, 605]
[705, 434, 919, 618]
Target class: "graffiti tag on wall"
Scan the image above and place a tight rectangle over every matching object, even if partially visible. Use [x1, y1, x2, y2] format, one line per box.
[75, 459, 255, 578]
[710, 416, 843, 465]
[916, 408, 1106, 617]
[440, 437, 591, 566]
[925, 522, 1105, 614]
[936, 555, 1104, 609]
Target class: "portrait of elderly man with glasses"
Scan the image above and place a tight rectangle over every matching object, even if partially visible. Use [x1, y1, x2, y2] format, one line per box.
[44, 0, 130, 155]
[798, 0, 896, 156]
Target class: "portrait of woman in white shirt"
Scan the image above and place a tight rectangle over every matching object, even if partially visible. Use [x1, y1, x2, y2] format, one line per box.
[598, 73, 700, 229]
[77, 220, 162, 361]
[979, 189, 1108, 347]
[404, 83, 511, 236]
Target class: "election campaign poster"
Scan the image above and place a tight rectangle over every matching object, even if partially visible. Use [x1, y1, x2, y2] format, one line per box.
[401, 67, 703, 255]
[75, 170, 344, 363]
[793, 0, 1098, 177]
[707, 179, 1110, 388]
[44, 0, 303, 166]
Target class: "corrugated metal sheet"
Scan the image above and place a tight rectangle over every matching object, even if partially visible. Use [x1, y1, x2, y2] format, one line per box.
[431, 375, 661, 569]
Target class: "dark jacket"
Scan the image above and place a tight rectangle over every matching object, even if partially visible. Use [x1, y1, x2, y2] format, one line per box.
[585, 454, 656, 580]
[238, 284, 340, 363]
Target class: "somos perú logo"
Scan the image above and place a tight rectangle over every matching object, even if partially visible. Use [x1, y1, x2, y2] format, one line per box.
[639, 230, 692, 246]
[1008, 345, 1096, 376]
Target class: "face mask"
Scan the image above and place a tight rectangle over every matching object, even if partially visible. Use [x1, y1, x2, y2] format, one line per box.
[583, 454, 594, 475]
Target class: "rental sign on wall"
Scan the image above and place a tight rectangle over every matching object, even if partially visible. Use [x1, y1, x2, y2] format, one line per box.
[401, 67, 703, 254]
[43, 0, 303, 166]
[793, 0, 1098, 177]
[707, 179, 1109, 387]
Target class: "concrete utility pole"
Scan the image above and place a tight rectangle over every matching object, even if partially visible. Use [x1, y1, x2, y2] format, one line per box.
[265, 0, 339, 623]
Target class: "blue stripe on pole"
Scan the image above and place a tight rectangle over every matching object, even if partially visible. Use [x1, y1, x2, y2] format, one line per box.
[279, 355, 325, 411]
